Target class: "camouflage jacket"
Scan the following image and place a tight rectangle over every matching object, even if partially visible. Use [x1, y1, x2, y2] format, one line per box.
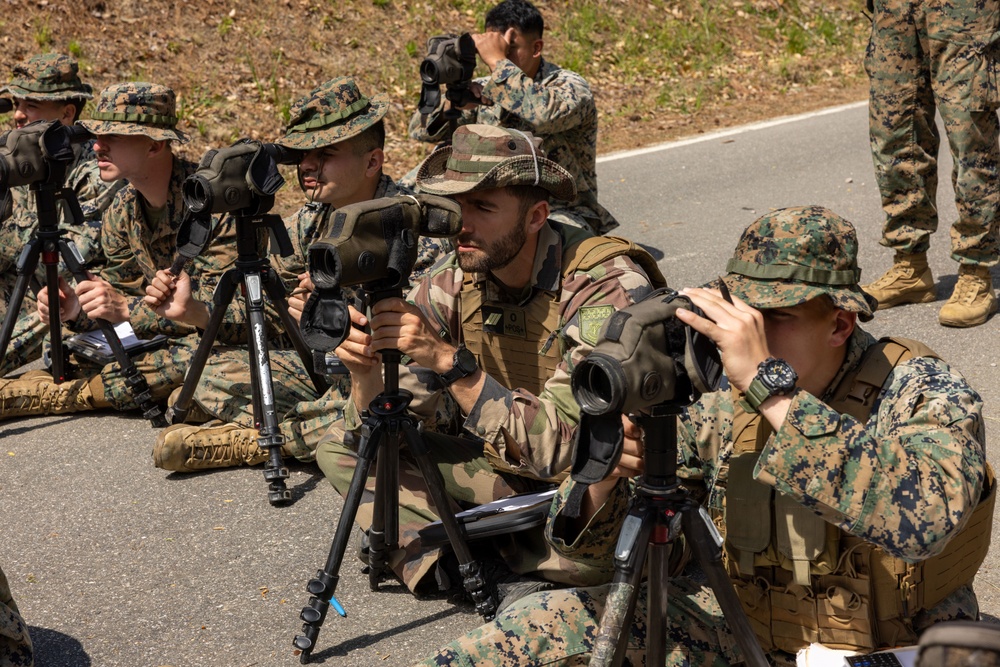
[274, 174, 451, 290]
[546, 328, 987, 582]
[95, 155, 239, 340]
[342, 221, 655, 481]
[409, 59, 618, 234]
[0, 140, 122, 279]
[0, 564, 32, 666]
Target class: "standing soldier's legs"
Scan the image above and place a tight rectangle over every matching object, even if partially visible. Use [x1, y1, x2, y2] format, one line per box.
[315, 430, 539, 593]
[930, 0, 1000, 326]
[864, 0, 939, 308]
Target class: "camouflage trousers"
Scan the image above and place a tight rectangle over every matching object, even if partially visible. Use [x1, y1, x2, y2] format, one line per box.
[866, 0, 1000, 265]
[315, 430, 556, 594]
[414, 572, 744, 667]
[181, 347, 349, 461]
[0, 287, 51, 377]
[0, 565, 33, 667]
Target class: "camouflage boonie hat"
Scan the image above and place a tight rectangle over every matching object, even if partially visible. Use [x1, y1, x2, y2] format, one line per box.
[2, 53, 93, 101]
[721, 206, 877, 321]
[76, 82, 188, 143]
[415, 124, 576, 202]
[276, 77, 389, 150]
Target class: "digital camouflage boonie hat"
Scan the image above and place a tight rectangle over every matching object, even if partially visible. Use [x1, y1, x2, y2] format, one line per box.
[276, 77, 389, 150]
[2, 53, 93, 101]
[415, 124, 577, 202]
[721, 205, 877, 321]
[76, 82, 188, 143]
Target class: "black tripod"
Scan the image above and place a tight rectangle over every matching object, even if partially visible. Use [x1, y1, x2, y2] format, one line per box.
[167, 211, 328, 506]
[0, 162, 167, 427]
[589, 403, 768, 667]
[293, 285, 496, 664]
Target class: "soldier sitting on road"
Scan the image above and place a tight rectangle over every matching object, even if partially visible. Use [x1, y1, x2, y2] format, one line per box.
[146, 77, 451, 472]
[0, 54, 123, 376]
[316, 123, 661, 596]
[409, 0, 618, 236]
[0, 82, 239, 421]
[414, 206, 993, 666]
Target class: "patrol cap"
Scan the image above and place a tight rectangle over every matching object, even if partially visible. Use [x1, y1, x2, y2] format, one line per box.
[2, 54, 93, 101]
[77, 82, 188, 143]
[277, 77, 389, 150]
[721, 206, 877, 321]
[415, 124, 576, 202]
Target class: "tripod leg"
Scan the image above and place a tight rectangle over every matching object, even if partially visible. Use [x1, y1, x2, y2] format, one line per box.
[165, 271, 240, 423]
[0, 240, 43, 371]
[401, 421, 497, 621]
[44, 260, 68, 382]
[243, 273, 290, 506]
[683, 505, 769, 667]
[261, 269, 328, 395]
[591, 504, 655, 667]
[366, 421, 399, 590]
[294, 420, 387, 663]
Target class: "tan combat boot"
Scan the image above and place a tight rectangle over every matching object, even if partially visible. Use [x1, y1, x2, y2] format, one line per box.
[939, 265, 998, 327]
[152, 420, 274, 472]
[0, 371, 111, 421]
[862, 252, 936, 309]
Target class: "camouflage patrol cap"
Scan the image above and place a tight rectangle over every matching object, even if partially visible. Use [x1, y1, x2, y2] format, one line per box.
[721, 206, 877, 321]
[415, 124, 576, 202]
[2, 54, 93, 101]
[76, 82, 188, 143]
[276, 77, 389, 150]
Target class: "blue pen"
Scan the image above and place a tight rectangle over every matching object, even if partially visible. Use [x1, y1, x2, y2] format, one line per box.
[329, 594, 346, 617]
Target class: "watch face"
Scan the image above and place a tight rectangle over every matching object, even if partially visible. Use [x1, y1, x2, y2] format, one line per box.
[456, 347, 478, 375]
[761, 358, 797, 391]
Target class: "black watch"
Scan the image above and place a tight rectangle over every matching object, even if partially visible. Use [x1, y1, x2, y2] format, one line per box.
[743, 357, 798, 412]
[438, 344, 478, 387]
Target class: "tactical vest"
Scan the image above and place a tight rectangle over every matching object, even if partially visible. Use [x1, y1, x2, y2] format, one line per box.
[721, 337, 995, 654]
[459, 223, 666, 396]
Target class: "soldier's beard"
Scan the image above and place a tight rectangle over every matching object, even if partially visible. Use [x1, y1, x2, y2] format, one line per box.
[457, 218, 527, 274]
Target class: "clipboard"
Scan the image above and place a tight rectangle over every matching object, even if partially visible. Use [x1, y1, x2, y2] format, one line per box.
[65, 323, 168, 366]
[418, 489, 558, 547]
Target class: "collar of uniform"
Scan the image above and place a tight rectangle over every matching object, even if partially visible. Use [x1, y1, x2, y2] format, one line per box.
[537, 58, 559, 83]
[819, 327, 877, 402]
[529, 220, 562, 293]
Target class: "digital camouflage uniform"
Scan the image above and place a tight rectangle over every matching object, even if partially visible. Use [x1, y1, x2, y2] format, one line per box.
[316, 124, 656, 592]
[0, 565, 32, 667]
[866, 0, 1000, 264]
[152, 77, 453, 469]
[409, 58, 618, 235]
[0, 54, 122, 376]
[416, 207, 989, 666]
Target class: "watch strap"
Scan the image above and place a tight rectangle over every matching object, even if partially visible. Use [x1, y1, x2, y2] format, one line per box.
[743, 377, 772, 413]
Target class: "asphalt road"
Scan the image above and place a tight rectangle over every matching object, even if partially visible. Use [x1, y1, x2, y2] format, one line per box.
[4, 99, 1000, 667]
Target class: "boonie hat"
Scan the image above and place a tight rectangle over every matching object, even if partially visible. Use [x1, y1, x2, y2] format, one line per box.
[77, 82, 188, 143]
[277, 77, 389, 150]
[415, 124, 576, 202]
[721, 206, 877, 321]
[2, 54, 93, 101]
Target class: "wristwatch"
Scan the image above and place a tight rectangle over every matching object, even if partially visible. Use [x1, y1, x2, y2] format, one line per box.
[743, 357, 798, 412]
[438, 343, 478, 387]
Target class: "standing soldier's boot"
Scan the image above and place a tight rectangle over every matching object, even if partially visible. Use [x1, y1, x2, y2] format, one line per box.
[0, 371, 111, 421]
[152, 421, 277, 472]
[862, 252, 936, 309]
[939, 264, 998, 328]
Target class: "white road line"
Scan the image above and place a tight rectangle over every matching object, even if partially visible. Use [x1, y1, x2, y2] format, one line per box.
[597, 100, 868, 163]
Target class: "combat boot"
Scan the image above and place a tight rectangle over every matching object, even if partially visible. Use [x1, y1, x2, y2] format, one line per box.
[152, 420, 279, 472]
[862, 252, 936, 309]
[0, 371, 111, 421]
[939, 265, 998, 328]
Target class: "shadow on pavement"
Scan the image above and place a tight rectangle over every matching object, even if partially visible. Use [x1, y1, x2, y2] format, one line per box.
[304, 606, 468, 663]
[29, 626, 91, 666]
[639, 243, 664, 261]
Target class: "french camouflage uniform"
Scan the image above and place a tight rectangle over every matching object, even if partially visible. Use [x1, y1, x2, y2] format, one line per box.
[409, 58, 618, 236]
[0, 565, 31, 667]
[0, 54, 122, 375]
[866, 0, 1000, 264]
[317, 124, 657, 592]
[416, 206, 991, 666]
